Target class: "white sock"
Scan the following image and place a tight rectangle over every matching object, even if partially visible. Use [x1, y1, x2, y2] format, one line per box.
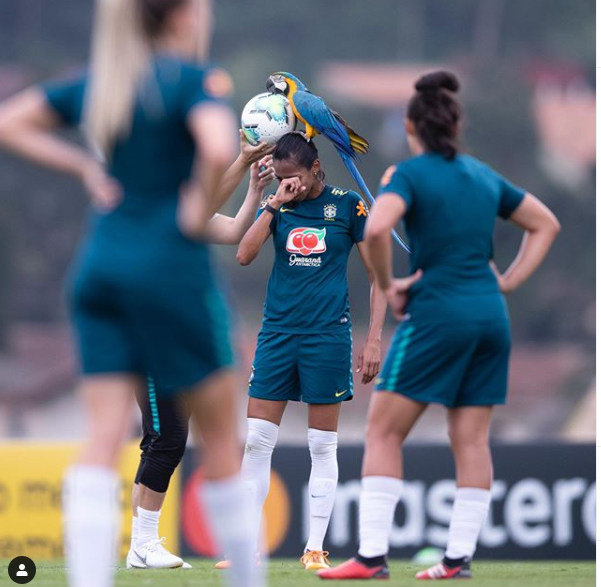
[445, 487, 492, 560]
[358, 476, 403, 558]
[135, 507, 160, 549]
[201, 474, 264, 587]
[63, 465, 121, 587]
[241, 418, 279, 552]
[305, 428, 338, 552]
[130, 516, 138, 551]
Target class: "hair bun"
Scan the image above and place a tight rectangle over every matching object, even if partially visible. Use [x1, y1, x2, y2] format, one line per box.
[415, 71, 460, 94]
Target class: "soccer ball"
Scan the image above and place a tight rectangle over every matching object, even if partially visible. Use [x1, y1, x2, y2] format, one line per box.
[241, 92, 297, 146]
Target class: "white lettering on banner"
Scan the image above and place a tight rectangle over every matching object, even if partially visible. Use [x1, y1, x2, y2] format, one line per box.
[425, 480, 455, 547]
[479, 481, 508, 547]
[505, 479, 552, 547]
[310, 477, 595, 551]
[582, 483, 596, 541]
[553, 478, 587, 545]
[390, 482, 425, 547]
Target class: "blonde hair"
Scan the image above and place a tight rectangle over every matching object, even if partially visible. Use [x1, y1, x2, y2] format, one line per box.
[85, 0, 150, 154]
[85, 0, 212, 155]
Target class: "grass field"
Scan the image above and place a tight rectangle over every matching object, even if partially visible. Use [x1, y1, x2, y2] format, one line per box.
[2, 560, 594, 587]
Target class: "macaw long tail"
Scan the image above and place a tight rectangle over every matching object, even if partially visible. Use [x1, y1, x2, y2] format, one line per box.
[340, 153, 411, 253]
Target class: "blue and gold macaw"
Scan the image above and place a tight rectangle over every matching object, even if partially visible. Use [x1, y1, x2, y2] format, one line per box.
[266, 72, 409, 252]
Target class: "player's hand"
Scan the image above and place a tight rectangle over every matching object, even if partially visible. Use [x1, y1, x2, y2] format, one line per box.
[81, 161, 122, 212]
[385, 270, 423, 320]
[250, 156, 275, 192]
[489, 260, 512, 294]
[357, 339, 381, 385]
[273, 177, 305, 205]
[177, 181, 208, 239]
[239, 130, 275, 166]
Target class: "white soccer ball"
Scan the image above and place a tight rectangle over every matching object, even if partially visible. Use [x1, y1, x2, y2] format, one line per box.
[241, 92, 297, 146]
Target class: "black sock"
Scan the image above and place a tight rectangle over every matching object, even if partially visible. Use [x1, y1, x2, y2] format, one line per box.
[356, 553, 386, 568]
[442, 555, 467, 568]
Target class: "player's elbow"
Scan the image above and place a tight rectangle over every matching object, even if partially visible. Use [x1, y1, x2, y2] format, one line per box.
[236, 246, 254, 266]
[365, 220, 390, 246]
[204, 148, 235, 173]
[548, 213, 561, 236]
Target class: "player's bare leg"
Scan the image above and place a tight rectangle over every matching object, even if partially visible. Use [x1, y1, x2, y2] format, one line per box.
[64, 375, 139, 587]
[215, 398, 287, 570]
[190, 370, 264, 587]
[416, 407, 493, 580]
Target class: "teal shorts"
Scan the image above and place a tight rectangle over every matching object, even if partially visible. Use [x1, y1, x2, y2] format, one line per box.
[248, 328, 353, 404]
[70, 240, 234, 397]
[375, 317, 511, 407]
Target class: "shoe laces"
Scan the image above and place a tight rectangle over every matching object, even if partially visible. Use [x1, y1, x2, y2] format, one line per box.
[302, 550, 330, 565]
[145, 537, 169, 554]
[427, 563, 449, 578]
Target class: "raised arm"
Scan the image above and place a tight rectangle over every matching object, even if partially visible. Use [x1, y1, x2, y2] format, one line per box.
[205, 156, 275, 245]
[0, 87, 120, 210]
[211, 131, 274, 216]
[493, 193, 561, 293]
[356, 241, 388, 384]
[236, 177, 305, 266]
[185, 102, 239, 218]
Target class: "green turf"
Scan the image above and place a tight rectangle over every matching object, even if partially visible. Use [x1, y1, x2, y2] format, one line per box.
[0, 560, 595, 586]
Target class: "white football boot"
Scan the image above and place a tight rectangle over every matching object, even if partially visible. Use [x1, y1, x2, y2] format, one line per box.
[127, 537, 190, 569]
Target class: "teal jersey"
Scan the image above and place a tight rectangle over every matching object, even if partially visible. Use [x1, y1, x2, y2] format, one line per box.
[41, 56, 229, 283]
[260, 185, 367, 333]
[43, 56, 228, 200]
[40, 57, 236, 392]
[379, 153, 526, 320]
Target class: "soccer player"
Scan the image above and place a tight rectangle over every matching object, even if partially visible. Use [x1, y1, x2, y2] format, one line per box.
[128, 145, 275, 570]
[319, 71, 560, 581]
[0, 2, 264, 587]
[224, 132, 387, 571]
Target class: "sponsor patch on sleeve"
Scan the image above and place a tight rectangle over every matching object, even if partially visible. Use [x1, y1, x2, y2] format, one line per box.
[204, 68, 234, 99]
[379, 164, 396, 189]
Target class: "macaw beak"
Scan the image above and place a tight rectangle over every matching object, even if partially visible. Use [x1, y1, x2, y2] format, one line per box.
[266, 75, 288, 95]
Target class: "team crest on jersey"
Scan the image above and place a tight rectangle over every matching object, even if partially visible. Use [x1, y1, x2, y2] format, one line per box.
[323, 204, 337, 221]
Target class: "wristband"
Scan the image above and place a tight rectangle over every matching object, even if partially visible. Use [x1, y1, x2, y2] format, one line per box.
[263, 203, 279, 216]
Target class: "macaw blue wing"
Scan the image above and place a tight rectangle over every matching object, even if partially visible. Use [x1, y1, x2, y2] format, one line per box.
[292, 91, 356, 159]
[291, 89, 410, 252]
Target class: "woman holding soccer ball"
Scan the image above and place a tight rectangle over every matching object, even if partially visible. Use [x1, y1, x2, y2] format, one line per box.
[224, 132, 387, 572]
[320, 71, 560, 581]
[0, 1, 266, 587]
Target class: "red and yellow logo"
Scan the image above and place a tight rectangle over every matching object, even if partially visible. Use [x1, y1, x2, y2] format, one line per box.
[286, 227, 327, 256]
[181, 467, 291, 556]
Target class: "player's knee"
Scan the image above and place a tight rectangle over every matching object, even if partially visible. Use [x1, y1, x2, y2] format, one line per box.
[308, 428, 338, 460]
[245, 417, 279, 456]
[448, 426, 489, 451]
[137, 455, 180, 493]
[366, 425, 407, 449]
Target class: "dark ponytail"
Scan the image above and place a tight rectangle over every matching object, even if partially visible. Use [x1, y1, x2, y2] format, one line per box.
[407, 70, 461, 160]
[273, 132, 326, 181]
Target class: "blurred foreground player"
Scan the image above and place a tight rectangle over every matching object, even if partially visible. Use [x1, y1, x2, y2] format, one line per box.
[320, 71, 560, 581]
[0, 1, 265, 587]
[128, 141, 275, 570]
